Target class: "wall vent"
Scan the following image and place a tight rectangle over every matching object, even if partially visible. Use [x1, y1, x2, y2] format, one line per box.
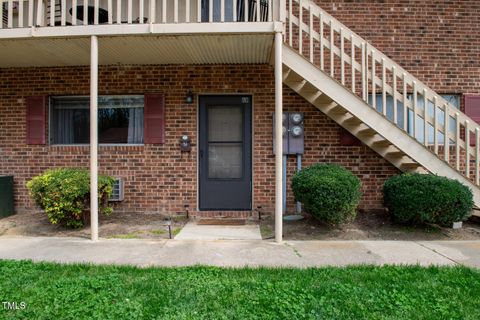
[109, 178, 124, 202]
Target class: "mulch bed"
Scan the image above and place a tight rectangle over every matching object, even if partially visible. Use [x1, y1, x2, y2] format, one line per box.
[0, 211, 187, 239]
[260, 210, 480, 241]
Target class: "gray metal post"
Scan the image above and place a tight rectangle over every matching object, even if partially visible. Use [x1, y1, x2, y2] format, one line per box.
[296, 154, 302, 214]
[283, 155, 287, 213]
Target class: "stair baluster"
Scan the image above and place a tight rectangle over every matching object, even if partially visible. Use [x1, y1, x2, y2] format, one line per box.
[283, 0, 480, 210]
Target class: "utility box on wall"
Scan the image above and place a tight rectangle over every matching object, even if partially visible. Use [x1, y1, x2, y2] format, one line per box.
[0, 176, 14, 217]
[273, 112, 304, 155]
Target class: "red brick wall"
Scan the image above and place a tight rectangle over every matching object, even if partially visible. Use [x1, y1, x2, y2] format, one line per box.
[0, 64, 399, 215]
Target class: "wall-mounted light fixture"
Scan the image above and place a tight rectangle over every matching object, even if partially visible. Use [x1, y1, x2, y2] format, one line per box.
[180, 135, 191, 152]
[185, 90, 194, 104]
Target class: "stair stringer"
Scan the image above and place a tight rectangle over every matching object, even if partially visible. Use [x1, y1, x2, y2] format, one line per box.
[283, 44, 480, 208]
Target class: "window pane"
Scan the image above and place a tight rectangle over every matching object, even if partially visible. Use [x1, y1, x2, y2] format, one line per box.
[208, 143, 243, 179]
[208, 106, 243, 141]
[98, 108, 144, 144]
[51, 97, 89, 144]
[443, 95, 460, 109]
[405, 94, 460, 145]
[368, 93, 460, 145]
[368, 94, 406, 129]
[99, 96, 144, 109]
[50, 96, 144, 145]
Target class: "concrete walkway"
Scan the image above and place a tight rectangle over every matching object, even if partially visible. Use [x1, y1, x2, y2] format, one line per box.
[0, 236, 479, 268]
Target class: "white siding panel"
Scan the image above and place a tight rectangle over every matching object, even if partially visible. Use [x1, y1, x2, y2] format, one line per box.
[0, 34, 273, 67]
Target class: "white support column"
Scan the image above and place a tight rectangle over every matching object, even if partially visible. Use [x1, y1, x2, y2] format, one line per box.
[90, 35, 99, 242]
[274, 31, 283, 243]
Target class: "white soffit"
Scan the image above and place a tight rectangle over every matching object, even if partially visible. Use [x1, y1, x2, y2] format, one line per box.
[0, 34, 274, 67]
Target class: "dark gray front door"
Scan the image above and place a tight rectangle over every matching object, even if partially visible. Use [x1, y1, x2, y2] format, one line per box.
[199, 95, 252, 210]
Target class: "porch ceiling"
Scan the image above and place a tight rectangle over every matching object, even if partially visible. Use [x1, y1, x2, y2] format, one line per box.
[0, 34, 274, 67]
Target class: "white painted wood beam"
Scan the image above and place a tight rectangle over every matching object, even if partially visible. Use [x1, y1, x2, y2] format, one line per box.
[90, 35, 99, 242]
[0, 22, 277, 39]
[274, 31, 283, 243]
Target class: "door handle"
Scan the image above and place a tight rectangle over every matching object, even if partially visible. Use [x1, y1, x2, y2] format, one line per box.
[200, 150, 204, 158]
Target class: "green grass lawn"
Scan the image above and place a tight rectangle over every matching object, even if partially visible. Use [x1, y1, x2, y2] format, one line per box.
[1, 260, 479, 319]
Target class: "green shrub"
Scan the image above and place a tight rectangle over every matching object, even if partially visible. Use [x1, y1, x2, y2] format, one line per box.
[291, 163, 362, 225]
[27, 168, 115, 228]
[383, 173, 473, 226]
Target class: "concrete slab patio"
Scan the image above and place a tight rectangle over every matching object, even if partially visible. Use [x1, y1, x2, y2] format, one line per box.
[174, 222, 262, 240]
[0, 236, 479, 268]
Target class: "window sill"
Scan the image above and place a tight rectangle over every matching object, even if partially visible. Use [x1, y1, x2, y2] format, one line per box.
[49, 144, 145, 147]
[48, 144, 146, 153]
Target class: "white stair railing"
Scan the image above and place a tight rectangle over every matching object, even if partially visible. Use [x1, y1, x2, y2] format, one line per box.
[285, 0, 480, 186]
[0, 0, 275, 28]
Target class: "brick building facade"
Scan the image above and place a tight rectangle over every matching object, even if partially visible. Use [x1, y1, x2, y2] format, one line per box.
[0, 0, 479, 216]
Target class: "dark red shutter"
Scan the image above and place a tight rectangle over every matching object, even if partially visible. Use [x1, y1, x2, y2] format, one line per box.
[465, 95, 480, 146]
[26, 96, 46, 145]
[339, 128, 362, 146]
[465, 95, 480, 123]
[144, 93, 165, 144]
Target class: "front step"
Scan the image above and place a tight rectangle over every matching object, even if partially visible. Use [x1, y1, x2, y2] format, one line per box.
[197, 219, 247, 226]
[191, 211, 258, 220]
[282, 44, 480, 210]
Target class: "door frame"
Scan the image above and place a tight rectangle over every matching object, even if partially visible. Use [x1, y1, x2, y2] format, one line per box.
[196, 93, 254, 211]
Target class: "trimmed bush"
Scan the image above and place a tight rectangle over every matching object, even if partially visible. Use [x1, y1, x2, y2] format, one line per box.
[27, 168, 115, 228]
[292, 163, 362, 225]
[383, 173, 473, 226]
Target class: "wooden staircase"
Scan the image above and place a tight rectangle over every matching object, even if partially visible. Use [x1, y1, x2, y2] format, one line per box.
[282, 0, 480, 212]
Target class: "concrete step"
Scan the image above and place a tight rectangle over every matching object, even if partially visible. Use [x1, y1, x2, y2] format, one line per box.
[191, 211, 258, 220]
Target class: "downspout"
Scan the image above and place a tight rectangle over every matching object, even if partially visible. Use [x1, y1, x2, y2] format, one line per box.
[283, 155, 287, 213]
[296, 154, 302, 214]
